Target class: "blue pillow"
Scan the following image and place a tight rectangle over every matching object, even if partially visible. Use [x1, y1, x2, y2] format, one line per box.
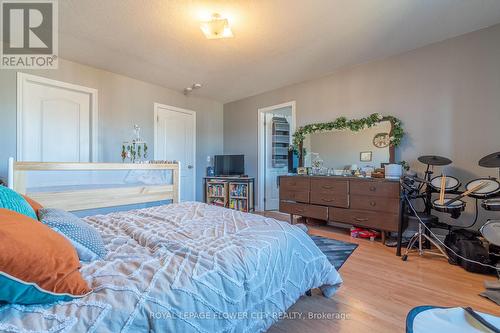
[0, 271, 82, 305]
[0, 186, 37, 220]
[38, 208, 107, 262]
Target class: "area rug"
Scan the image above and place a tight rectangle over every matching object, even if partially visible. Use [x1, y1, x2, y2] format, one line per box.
[310, 235, 358, 270]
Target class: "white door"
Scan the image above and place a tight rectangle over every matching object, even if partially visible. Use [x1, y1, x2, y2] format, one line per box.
[155, 104, 196, 202]
[18, 73, 98, 162]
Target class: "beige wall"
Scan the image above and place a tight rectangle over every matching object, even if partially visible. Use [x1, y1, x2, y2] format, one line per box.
[224, 24, 500, 225]
[0, 59, 223, 201]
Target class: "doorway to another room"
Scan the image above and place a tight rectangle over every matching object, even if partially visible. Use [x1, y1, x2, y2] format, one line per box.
[257, 101, 296, 211]
[154, 103, 196, 202]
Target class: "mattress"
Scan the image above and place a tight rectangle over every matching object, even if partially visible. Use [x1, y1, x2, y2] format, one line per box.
[0, 202, 342, 333]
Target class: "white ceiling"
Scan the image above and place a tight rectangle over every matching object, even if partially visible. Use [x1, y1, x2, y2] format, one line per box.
[59, 0, 500, 103]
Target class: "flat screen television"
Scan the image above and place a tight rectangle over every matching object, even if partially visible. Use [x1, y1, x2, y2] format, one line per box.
[214, 155, 245, 176]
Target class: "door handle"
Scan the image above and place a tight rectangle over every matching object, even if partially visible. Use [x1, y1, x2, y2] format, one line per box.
[187, 165, 193, 169]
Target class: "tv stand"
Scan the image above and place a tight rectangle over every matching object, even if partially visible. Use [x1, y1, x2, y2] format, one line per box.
[204, 176, 254, 212]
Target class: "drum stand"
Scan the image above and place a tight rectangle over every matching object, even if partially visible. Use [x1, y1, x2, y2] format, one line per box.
[402, 216, 449, 261]
[402, 162, 450, 261]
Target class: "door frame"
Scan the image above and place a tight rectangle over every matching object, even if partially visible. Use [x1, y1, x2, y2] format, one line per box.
[153, 103, 196, 201]
[16, 72, 99, 162]
[257, 101, 296, 211]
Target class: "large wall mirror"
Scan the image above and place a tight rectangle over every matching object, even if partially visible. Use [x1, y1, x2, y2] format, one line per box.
[294, 114, 404, 170]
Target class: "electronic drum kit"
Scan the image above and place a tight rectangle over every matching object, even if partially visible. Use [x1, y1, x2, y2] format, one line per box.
[402, 151, 500, 262]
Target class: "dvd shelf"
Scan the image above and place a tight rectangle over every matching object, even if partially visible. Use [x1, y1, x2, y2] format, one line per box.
[206, 181, 228, 207]
[204, 177, 254, 212]
[229, 199, 247, 211]
[229, 183, 247, 198]
[208, 183, 226, 197]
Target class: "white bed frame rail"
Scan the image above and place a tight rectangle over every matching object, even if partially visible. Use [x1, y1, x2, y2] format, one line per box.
[8, 158, 180, 211]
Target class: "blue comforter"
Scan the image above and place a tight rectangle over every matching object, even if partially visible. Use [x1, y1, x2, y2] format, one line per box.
[0, 202, 342, 332]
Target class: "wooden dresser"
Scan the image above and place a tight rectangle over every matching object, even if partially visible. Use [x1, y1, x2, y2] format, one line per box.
[279, 175, 401, 238]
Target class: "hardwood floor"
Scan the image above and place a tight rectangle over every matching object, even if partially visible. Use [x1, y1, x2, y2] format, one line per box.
[257, 211, 499, 333]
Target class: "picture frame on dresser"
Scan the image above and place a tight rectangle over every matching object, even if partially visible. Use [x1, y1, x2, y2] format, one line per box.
[360, 151, 372, 162]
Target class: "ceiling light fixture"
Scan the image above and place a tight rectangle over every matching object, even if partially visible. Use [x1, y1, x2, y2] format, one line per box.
[184, 83, 202, 95]
[200, 13, 233, 39]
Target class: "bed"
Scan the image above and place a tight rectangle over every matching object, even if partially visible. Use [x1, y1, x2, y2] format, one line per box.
[1, 162, 342, 332]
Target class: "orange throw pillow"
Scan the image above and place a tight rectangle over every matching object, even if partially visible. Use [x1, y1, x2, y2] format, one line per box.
[0, 209, 90, 296]
[22, 195, 44, 219]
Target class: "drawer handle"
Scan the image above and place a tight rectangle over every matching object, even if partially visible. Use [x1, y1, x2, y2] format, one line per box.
[294, 209, 304, 214]
[369, 201, 376, 207]
[369, 186, 377, 192]
[290, 182, 296, 186]
[322, 185, 333, 189]
[322, 198, 334, 202]
[355, 217, 368, 222]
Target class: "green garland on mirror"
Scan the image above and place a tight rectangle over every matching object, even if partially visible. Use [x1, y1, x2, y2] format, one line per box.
[292, 113, 404, 148]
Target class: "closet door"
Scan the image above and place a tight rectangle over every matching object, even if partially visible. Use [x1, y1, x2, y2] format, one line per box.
[155, 103, 196, 202]
[17, 73, 98, 162]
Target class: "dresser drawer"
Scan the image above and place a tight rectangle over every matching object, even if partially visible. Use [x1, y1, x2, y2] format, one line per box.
[310, 177, 349, 207]
[329, 208, 398, 231]
[280, 201, 328, 220]
[280, 177, 310, 191]
[350, 195, 399, 213]
[311, 178, 349, 193]
[310, 192, 349, 208]
[350, 180, 399, 198]
[279, 190, 309, 203]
